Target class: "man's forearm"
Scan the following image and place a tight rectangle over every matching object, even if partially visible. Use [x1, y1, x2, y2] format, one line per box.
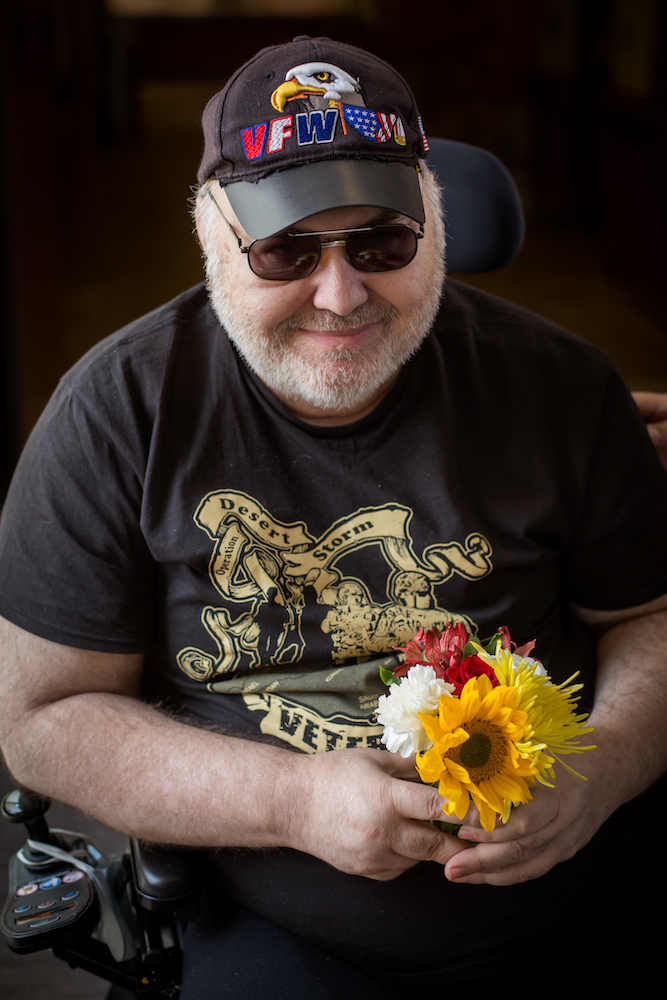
[0, 617, 467, 880]
[0, 617, 299, 848]
[2, 686, 471, 880]
[2, 689, 299, 848]
[584, 607, 667, 807]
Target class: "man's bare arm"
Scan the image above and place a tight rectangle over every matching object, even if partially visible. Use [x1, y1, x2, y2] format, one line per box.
[444, 594, 667, 886]
[0, 616, 466, 880]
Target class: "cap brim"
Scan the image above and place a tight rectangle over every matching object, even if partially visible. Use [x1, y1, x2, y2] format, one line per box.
[224, 159, 424, 239]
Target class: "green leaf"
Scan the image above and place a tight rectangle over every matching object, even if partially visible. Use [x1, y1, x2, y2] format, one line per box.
[482, 631, 503, 654]
[379, 666, 400, 687]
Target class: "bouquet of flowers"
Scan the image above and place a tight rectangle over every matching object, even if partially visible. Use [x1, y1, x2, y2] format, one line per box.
[376, 624, 596, 833]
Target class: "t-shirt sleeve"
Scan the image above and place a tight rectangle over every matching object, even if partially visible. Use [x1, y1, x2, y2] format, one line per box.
[557, 365, 667, 610]
[0, 371, 156, 653]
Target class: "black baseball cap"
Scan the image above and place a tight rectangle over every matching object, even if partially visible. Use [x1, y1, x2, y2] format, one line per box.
[197, 36, 429, 238]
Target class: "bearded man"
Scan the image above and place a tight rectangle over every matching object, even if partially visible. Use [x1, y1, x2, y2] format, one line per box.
[1, 36, 666, 998]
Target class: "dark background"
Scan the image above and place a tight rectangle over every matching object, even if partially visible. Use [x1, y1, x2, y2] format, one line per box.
[0, 2, 666, 994]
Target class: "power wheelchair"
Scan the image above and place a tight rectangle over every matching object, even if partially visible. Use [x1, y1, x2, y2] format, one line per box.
[0, 136, 525, 997]
[1, 786, 204, 997]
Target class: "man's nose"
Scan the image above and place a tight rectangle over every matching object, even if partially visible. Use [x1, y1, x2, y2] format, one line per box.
[309, 247, 370, 316]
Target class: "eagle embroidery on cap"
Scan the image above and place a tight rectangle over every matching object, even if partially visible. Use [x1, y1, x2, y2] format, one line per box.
[240, 61, 406, 162]
[271, 62, 365, 113]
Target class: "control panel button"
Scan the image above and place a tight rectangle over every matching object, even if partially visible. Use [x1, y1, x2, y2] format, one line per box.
[38, 877, 62, 890]
[62, 871, 84, 884]
[27, 914, 60, 928]
[16, 885, 38, 897]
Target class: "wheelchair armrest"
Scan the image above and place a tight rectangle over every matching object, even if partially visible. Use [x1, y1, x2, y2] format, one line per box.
[129, 839, 203, 921]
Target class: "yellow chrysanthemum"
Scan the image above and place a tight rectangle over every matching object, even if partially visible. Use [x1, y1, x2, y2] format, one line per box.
[474, 644, 596, 785]
[416, 674, 541, 832]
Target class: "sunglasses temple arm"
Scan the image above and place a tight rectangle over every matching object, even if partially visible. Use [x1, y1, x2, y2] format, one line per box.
[206, 187, 246, 252]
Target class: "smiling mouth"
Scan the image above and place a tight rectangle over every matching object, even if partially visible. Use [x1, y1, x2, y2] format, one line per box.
[298, 324, 378, 346]
[274, 303, 399, 344]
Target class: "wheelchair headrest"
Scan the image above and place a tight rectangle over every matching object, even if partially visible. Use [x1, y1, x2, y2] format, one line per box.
[426, 137, 525, 273]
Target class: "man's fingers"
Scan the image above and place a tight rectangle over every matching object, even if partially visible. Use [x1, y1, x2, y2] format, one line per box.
[393, 817, 471, 868]
[443, 813, 587, 886]
[632, 391, 667, 424]
[389, 767, 454, 823]
[632, 392, 667, 469]
[645, 421, 667, 448]
[445, 814, 562, 883]
[444, 844, 559, 886]
[384, 752, 422, 781]
[444, 782, 597, 885]
[384, 775, 473, 866]
[458, 792, 560, 844]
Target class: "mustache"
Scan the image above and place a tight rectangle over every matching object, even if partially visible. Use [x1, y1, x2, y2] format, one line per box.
[274, 302, 400, 335]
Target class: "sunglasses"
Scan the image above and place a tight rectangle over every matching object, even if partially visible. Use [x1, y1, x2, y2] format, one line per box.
[207, 189, 423, 281]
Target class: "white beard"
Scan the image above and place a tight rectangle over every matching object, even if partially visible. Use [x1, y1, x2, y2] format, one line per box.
[205, 255, 444, 413]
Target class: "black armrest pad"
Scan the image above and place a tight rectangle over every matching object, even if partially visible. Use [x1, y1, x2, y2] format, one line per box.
[130, 839, 203, 912]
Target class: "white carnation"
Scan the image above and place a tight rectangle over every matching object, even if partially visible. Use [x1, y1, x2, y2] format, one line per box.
[376, 664, 455, 758]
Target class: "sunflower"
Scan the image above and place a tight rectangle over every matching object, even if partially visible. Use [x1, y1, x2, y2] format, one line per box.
[416, 674, 541, 832]
[474, 643, 596, 784]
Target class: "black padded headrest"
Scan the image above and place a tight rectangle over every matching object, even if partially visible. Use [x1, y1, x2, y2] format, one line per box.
[426, 137, 525, 273]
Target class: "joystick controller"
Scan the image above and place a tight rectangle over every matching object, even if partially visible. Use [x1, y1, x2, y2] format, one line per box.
[1, 788, 100, 953]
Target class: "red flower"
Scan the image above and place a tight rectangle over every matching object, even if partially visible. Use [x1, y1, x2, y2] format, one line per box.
[394, 624, 499, 695]
[444, 653, 499, 696]
[397, 624, 469, 676]
[440, 623, 469, 668]
[394, 624, 534, 692]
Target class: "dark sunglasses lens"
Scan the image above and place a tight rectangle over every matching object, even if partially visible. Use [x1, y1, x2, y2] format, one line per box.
[248, 235, 320, 280]
[346, 226, 418, 273]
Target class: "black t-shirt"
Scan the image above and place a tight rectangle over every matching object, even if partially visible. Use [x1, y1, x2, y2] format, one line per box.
[1, 279, 666, 977]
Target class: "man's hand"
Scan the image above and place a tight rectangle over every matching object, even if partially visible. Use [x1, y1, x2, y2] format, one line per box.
[442, 598, 667, 886]
[284, 747, 469, 881]
[442, 758, 608, 887]
[632, 391, 667, 471]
